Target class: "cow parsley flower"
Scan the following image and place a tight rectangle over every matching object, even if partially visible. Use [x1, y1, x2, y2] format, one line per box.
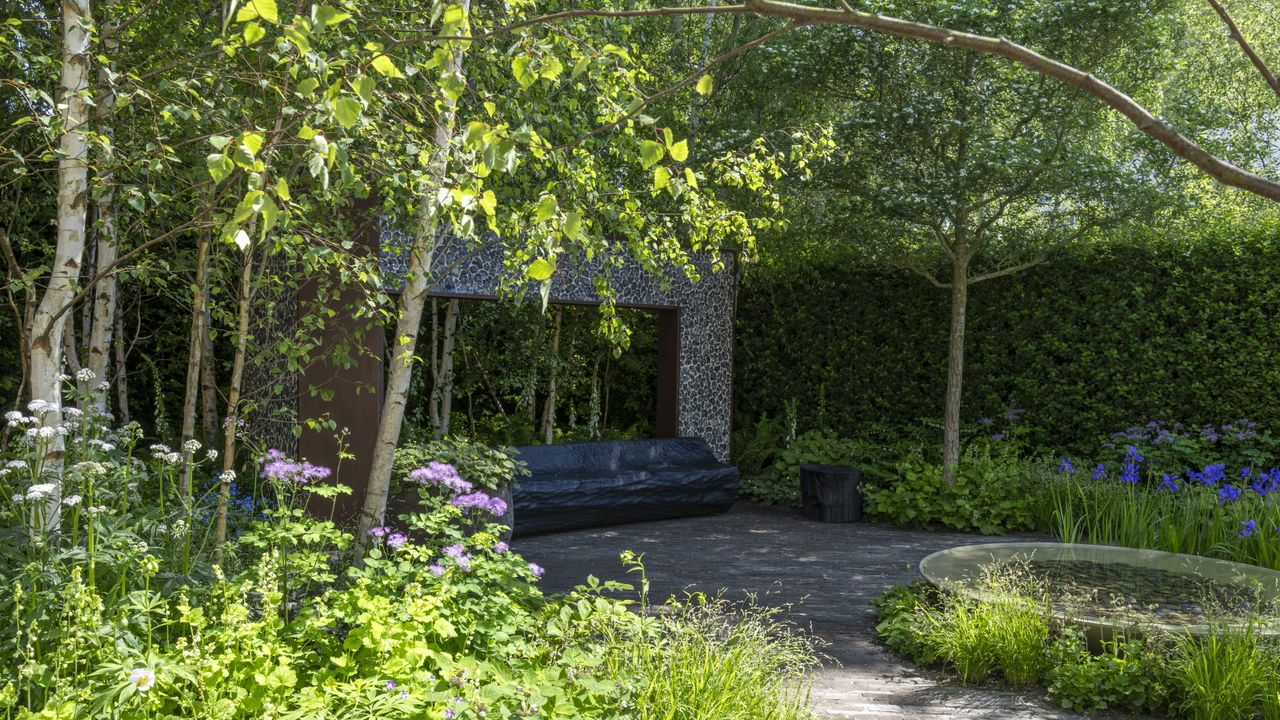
[27, 400, 56, 415]
[25, 483, 56, 500]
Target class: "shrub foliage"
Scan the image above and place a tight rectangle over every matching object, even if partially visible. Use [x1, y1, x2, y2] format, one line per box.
[736, 225, 1280, 451]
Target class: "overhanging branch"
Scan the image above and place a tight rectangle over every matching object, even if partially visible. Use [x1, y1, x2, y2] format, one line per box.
[513, 0, 1280, 204]
[1207, 0, 1280, 101]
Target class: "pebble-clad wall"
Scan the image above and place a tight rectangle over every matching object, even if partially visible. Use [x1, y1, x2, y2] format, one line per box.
[381, 225, 736, 460]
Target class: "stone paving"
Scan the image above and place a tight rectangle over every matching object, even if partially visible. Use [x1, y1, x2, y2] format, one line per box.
[517, 502, 1107, 720]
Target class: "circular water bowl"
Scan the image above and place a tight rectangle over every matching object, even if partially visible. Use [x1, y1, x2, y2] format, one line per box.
[920, 542, 1280, 642]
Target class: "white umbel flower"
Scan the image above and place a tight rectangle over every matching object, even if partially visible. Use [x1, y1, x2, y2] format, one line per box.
[25, 483, 56, 500]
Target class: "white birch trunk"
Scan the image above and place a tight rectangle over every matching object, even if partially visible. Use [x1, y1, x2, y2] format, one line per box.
[436, 298, 459, 436]
[358, 4, 471, 547]
[28, 0, 92, 527]
[541, 307, 563, 445]
[86, 4, 118, 405]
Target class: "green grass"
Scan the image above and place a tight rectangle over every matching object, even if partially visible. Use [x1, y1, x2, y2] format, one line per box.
[603, 596, 824, 720]
[1042, 475, 1280, 571]
[1171, 627, 1273, 720]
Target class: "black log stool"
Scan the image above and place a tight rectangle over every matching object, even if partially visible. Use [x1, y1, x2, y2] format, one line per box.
[799, 464, 862, 523]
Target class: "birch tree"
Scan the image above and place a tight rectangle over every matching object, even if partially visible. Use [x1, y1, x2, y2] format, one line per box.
[27, 0, 93, 521]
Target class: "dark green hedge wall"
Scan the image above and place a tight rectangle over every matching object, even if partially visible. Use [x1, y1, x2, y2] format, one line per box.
[734, 226, 1280, 451]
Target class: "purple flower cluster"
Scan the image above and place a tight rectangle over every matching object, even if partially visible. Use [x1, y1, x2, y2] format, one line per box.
[451, 491, 508, 517]
[441, 543, 473, 572]
[1110, 420, 1186, 446]
[1222, 419, 1259, 442]
[259, 449, 332, 485]
[410, 462, 474, 495]
[367, 525, 409, 549]
[528, 562, 544, 579]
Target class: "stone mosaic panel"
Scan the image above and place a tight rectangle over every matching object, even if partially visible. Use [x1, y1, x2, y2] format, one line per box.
[381, 226, 736, 460]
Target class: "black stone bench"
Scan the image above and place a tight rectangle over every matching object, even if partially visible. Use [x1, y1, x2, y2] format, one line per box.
[511, 438, 740, 537]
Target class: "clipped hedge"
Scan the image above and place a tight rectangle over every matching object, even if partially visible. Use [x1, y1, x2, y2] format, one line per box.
[735, 224, 1280, 451]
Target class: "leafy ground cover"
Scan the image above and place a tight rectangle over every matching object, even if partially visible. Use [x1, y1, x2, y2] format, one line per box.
[0, 384, 822, 720]
[875, 580, 1280, 720]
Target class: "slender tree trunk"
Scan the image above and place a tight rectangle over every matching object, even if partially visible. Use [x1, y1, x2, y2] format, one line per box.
[86, 4, 118, 403]
[62, 314, 83, 376]
[28, 0, 92, 526]
[437, 298, 459, 436]
[941, 259, 969, 485]
[541, 307, 563, 445]
[179, 233, 211, 497]
[357, 4, 472, 548]
[214, 245, 257, 560]
[428, 298, 440, 431]
[687, 0, 716, 143]
[200, 304, 218, 439]
[113, 307, 129, 423]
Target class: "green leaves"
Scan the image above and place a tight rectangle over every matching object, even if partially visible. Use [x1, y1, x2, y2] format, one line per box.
[242, 21, 266, 44]
[332, 97, 361, 129]
[526, 257, 555, 281]
[235, 0, 279, 25]
[668, 139, 689, 163]
[534, 194, 558, 222]
[206, 154, 234, 183]
[351, 76, 376, 102]
[653, 166, 671, 191]
[639, 140, 664, 170]
[370, 54, 404, 79]
[314, 5, 351, 26]
[512, 56, 535, 89]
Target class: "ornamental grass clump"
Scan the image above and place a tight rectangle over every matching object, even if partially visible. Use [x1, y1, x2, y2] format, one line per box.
[601, 557, 823, 720]
[1171, 626, 1274, 720]
[916, 566, 1050, 686]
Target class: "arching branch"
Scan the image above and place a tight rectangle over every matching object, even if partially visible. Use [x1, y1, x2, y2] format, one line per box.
[1206, 0, 1280, 101]
[513, 0, 1280, 204]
